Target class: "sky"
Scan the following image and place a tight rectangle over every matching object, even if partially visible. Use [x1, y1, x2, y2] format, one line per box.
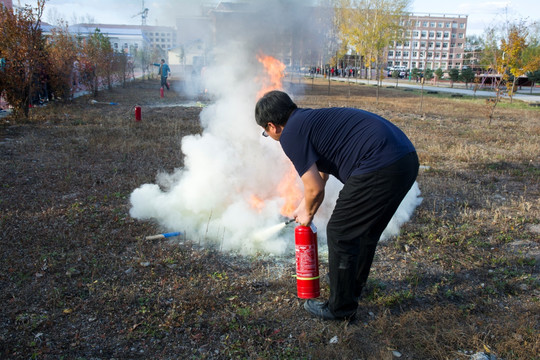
[19, 0, 540, 36]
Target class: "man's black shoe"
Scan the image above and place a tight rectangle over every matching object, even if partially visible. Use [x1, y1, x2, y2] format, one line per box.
[304, 299, 356, 321]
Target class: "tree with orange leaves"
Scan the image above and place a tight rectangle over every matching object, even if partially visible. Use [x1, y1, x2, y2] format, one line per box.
[0, 0, 47, 118]
[46, 20, 79, 101]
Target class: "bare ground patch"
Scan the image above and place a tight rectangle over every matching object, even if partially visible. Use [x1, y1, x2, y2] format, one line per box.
[0, 78, 538, 359]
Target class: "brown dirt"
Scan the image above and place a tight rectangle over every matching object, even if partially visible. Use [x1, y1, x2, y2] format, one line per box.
[0, 77, 538, 359]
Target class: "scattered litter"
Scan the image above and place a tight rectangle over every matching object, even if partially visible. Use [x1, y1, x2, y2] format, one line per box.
[419, 165, 431, 170]
[140, 261, 151, 267]
[470, 352, 497, 360]
[90, 99, 118, 105]
[329, 336, 338, 344]
[392, 350, 402, 357]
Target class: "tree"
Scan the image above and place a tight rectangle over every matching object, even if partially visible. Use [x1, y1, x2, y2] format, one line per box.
[434, 68, 443, 85]
[46, 20, 79, 101]
[448, 68, 459, 87]
[0, 0, 47, 118]
[461, 67, 475, 88]
[334, 0, 411, 90]
[79, 28, 114, 96]
[391, 69, 404, 87]
[410, 67, 420, 82]
[526, 69, 540, 94]
[424, 68, 434, 82]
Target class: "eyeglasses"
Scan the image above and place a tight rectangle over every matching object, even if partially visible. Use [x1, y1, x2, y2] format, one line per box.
[261, 124, 269, 137]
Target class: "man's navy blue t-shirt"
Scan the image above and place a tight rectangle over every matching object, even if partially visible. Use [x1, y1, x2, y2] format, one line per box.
[279, 107, 416, 183]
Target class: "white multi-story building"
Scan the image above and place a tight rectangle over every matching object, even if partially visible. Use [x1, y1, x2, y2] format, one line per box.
[387, 13, 468, 71]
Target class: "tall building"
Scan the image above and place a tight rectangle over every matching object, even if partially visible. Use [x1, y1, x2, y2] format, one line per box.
[387, 13, 468, 71]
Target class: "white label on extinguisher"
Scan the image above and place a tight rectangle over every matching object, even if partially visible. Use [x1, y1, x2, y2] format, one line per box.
[296, 244, 317, 278]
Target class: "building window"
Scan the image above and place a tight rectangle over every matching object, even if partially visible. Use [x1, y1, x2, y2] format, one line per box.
[413, 31, 419, 37]
[458, 43, 463, 47]
[438, 22, 443, 27]
[413, 41, 419, 48]
[421, 31, 427, 38]
[429, 31, 435, 38]
[445, 23, 450, 28]
[442, 53, 447, 59]
[403, 51, 409, 57]
[423, 21, 428, 26]
[411, 62, 417, 68]
[435, 42, 441, 48]
[396, 51, 402, 57]
[441, 63, 446, 69]
[124, 43, 128, 49]
[420, 41, 426, 48]
[428, 42, 434, 48]
[435, 53, 440, 58]
[452, 33, 456, 38]
[459, 33, 464, 38]
[456, 54, 461, 58]
[430, 22, 436, 27]
[427, 52, 433, 58]
[443, 42, 449, 48]
[416, 21, 421, 26]
[452, 23, 458, 28]
[388, 50, 394, 57]
[460, 23, 465, 28]
[455, 62, 460, 67]
[436, 31, 442, 38]
[413, 51, 418, 57]
[444, 32, 450, 38]
[114, 43, 118, 49]
[404, 41, 410, 47]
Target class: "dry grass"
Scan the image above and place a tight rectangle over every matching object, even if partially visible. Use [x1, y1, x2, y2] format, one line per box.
[0, 77, 538, 359]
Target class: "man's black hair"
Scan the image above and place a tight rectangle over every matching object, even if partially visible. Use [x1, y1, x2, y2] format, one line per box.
[255, 90, 297, 128]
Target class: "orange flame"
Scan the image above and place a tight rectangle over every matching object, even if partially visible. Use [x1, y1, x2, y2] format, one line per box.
[252, 53, 302, 217]
[249, 194, 265, 213]
[277, 165, 303, 217]
[256, 53, 286, 98]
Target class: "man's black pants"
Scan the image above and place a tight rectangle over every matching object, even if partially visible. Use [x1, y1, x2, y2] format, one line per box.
[326, 152, 419, 318]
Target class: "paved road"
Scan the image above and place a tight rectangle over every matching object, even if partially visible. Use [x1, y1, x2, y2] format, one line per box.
[328, 76, 540, 103]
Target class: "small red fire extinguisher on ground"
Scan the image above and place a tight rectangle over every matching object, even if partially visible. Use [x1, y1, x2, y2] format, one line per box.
[134, 106, 141, 122]
[295, 224, 320, 299]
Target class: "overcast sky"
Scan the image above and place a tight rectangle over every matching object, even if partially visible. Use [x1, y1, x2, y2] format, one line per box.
[20, 0, 540, 36]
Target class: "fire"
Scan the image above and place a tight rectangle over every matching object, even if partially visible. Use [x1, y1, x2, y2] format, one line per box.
[277, 165, 303, 217]
[249, 194, 265, 212]
[256, 53, 286, 98]
[252, 53, 303, 218]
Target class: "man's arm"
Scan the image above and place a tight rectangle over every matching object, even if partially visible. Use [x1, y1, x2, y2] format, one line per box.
[294, 163, 327, 226]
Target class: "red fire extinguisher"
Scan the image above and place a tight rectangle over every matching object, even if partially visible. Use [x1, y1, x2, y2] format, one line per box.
[295, 224, 320, 299]
[134, 106, 141, 122]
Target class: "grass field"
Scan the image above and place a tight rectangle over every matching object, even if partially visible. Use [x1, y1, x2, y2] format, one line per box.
[0, 77, 538, 359]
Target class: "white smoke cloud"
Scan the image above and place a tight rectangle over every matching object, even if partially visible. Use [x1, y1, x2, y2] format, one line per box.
[129, 1, 423, 255]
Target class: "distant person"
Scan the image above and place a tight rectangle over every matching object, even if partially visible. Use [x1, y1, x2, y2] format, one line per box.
[154, 59, 170, 90]
[255, 90, 418, 321]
